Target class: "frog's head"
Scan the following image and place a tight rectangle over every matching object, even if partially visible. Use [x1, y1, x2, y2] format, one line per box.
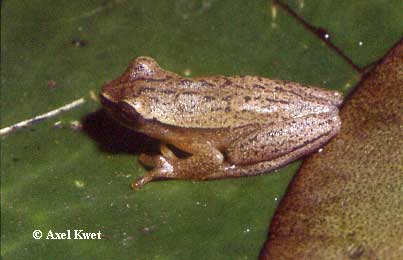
[101, 56, 161, 101]
[100, 56, 164, 126]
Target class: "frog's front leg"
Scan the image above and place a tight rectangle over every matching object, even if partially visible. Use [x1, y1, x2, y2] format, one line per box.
[132, 142, 225, 189]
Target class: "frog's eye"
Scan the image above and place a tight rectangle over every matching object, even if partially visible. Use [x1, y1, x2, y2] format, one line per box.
[128, 56, 161, 79]
[117, 100, 142, 126]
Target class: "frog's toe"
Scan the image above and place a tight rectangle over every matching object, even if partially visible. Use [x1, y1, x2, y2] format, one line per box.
[131, 175, 152, 190]
[131, 160, 175, 190]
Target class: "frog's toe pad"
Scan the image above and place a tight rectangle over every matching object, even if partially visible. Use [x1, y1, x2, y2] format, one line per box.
[131, 176, 151, 190]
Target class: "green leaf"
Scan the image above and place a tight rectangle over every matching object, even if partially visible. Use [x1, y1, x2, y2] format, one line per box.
[2, 1, 402, 259]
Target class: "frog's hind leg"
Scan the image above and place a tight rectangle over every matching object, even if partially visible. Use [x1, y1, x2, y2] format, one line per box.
[226, 113, 340, 166]
[205, 113, 341, 179]
[205, 131, 338, 180]
[132, 142, 225, 189]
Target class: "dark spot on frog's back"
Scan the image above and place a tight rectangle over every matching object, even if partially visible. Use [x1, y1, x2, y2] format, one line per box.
[244, 96, 251, 102]
[253, 84, 265, 89]
[265, 97, 289, 105]
[138, 86, 157, 94]
[222, 95, 232, 101]
[200, 80, 214, 87]
[204, 95, 216, 102]
[274, 86, 284, 92]
[150, 96, 159, 103]
[182, 91, 196, 95]
[135, 77, 171, 82]
[221, 78, 233, 87]
[210, 107, 223, 112]
[180, 79, 192, 86]
[160, 89, 176, 95]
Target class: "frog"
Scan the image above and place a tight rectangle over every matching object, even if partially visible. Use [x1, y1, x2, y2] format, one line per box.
[100, 56, 343, 190]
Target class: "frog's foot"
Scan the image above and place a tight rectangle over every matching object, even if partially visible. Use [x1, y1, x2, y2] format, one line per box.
[133, 144, 177, 190]
[133, 142, 225, 189]
[133, 154, 175, 190]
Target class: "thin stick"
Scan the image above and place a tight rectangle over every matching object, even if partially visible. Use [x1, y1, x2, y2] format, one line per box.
[272, 0, 363, 73]
[0, 98, 85, 136]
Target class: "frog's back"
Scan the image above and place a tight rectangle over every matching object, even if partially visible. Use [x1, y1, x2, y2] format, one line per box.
[127, 75, 342, 129]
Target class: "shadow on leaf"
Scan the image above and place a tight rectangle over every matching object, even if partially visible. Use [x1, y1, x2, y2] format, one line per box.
[80, 109, 160, 155]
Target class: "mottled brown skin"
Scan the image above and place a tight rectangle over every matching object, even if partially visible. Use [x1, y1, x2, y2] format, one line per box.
[100, 56, 343, 189]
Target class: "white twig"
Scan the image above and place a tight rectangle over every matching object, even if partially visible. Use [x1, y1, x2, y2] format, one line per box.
[0, 98, 85, 136]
